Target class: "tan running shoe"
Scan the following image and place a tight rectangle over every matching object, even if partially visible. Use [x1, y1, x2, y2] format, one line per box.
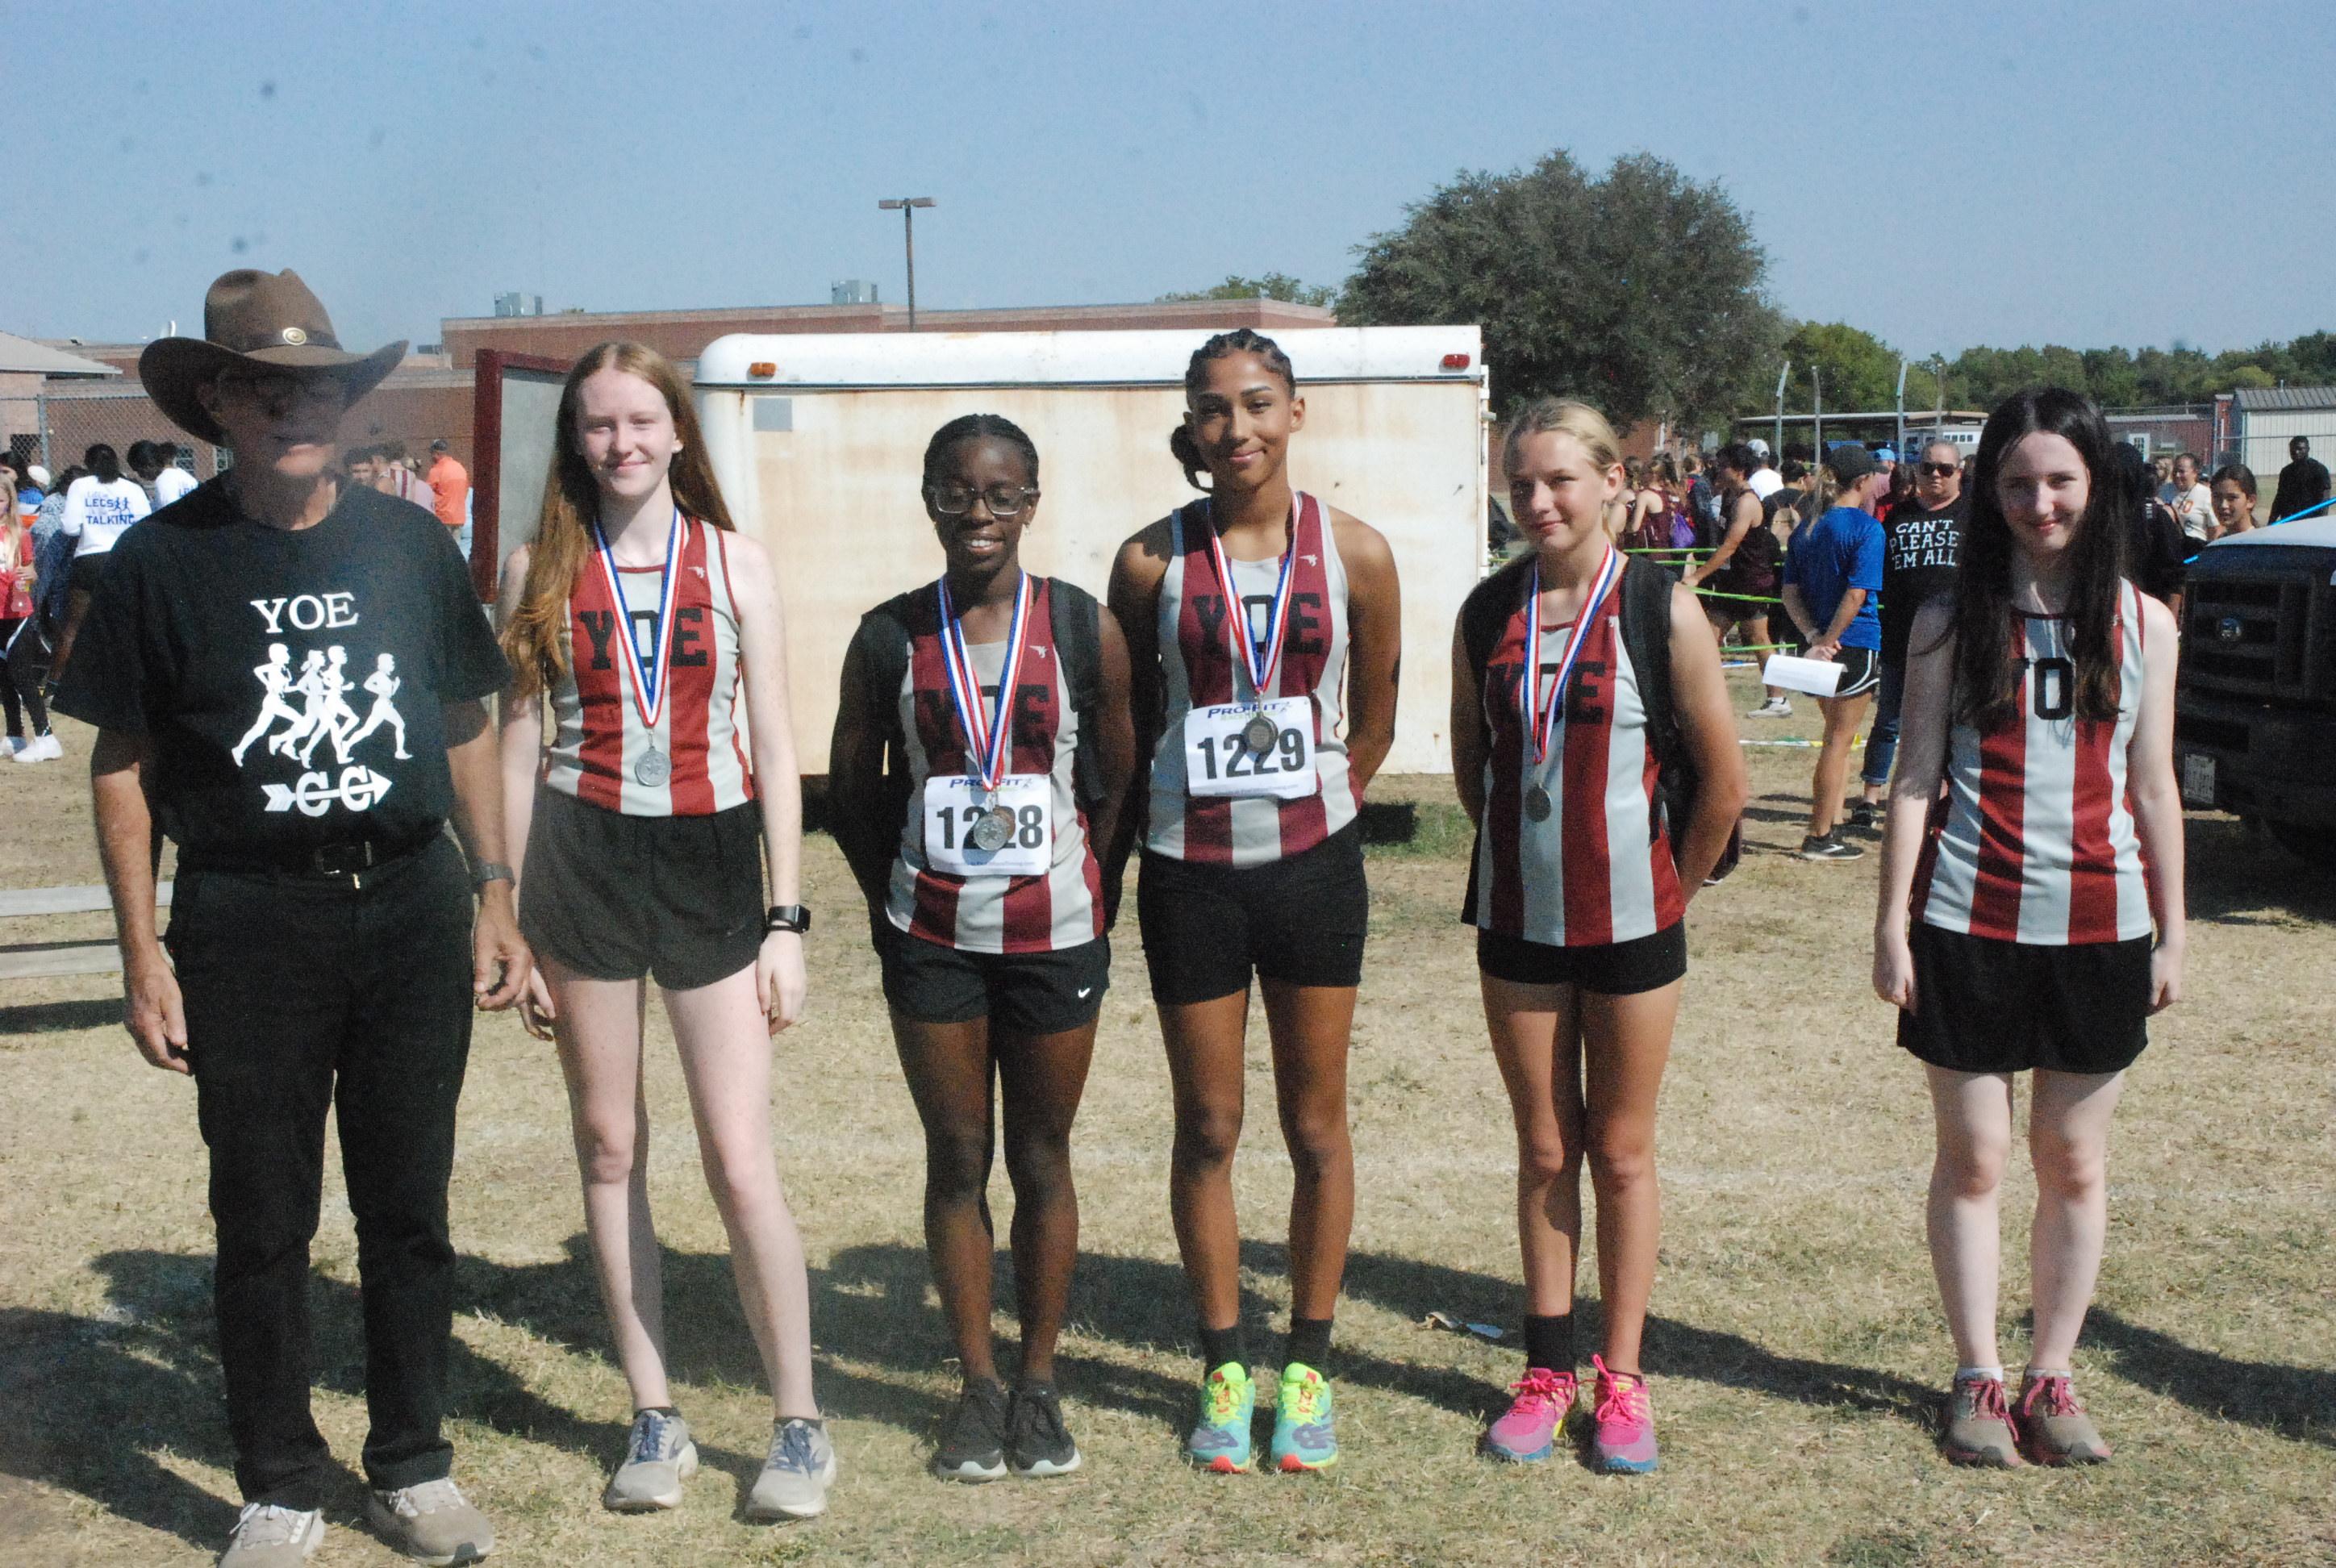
[218, 1502, 323, 1566]
[602, 1409, 697, 1512]
[1942, 1373, 2025, 1467]
[746, 1416, 837, 1520]
[367, 1477, 494, 1564]
[2016, 1372, 2112, 1465]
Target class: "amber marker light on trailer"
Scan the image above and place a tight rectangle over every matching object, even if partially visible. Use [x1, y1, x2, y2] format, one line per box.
[748, 361, 777, 378]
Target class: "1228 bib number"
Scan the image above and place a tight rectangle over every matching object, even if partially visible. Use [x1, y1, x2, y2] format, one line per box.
[923, 774, 1050, 878]
[1183, 697, 1318, 800]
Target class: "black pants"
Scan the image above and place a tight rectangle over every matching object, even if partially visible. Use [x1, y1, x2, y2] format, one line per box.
[0, 617, 46, 736]
[168, 834, 475, 1509]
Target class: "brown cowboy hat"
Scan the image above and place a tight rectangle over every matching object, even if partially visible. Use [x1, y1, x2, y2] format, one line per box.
[139, 269, 406, 444]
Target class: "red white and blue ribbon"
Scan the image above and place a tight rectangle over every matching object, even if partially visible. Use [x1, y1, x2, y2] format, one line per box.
[1527, 544, 1622, 765]
[936, 570, 1031, 795]
[1205, 496, 1299, 701]
[589, 507, 683, 733]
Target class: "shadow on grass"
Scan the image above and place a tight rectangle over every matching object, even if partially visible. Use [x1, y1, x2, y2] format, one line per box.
[0, 997, 120, 1036]
[2086, 1308, 2333, 1448]
[2181, 812, 2336, 926]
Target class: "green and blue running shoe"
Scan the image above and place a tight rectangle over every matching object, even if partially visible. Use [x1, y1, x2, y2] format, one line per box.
[1270, 1363, 1338, 1472]
[1186, 1362, 1255, 1473]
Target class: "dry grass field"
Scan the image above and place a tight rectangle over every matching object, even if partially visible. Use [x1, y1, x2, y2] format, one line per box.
[3, 669, 2332, 1566]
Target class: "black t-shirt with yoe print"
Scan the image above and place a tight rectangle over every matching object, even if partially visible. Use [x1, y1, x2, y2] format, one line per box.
[54, 479, 511, 862]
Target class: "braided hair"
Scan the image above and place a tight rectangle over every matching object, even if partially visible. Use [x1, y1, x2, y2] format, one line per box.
[1169, 329, 1298, 489]
[921, 413, 1040, 490]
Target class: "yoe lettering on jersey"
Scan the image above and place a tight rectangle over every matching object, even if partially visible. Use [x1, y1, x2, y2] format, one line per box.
[249, 592, 361, 633]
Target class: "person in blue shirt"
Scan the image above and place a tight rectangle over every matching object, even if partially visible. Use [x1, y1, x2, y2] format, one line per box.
[1780, 443, 1887, 861]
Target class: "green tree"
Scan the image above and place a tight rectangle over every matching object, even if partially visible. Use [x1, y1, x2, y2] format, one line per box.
[1158, 273, 1337, 308]
[1781, 321, 1902, 414]
[1339, 149, 1783, 428]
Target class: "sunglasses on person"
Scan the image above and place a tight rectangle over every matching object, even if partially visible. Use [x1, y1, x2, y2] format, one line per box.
[1918, 461, 1959, 478]
[925, 483, 1037, 519]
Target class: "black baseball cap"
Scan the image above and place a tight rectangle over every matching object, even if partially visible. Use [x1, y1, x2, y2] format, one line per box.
[1822, 443, 1877, 485]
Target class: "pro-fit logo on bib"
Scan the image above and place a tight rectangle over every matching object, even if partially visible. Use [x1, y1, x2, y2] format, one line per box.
[232, 594, 410, 815]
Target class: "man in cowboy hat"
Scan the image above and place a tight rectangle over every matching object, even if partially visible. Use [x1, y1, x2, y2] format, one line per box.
[53, 269, 528, 1567]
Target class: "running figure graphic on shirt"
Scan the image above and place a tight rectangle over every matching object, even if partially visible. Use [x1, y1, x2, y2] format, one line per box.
[230, 644, 409, 770]
[346, 653, 411, 759]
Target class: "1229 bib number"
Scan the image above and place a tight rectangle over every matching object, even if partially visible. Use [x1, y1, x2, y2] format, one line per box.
[1183, 698, 1319, 800]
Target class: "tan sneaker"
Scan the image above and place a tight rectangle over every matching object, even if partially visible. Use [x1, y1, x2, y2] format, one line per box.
[2016, 1373, 2112, 1465]
[746, 1416, 836, 1520]
[1941, 1373, 2024, 1467]
[602, 1409, 697, 1512]
[367, 1477, 494, 1564]
[219, 1502, 323, 1566]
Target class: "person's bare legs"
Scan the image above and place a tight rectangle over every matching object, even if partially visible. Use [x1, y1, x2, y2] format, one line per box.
[1579, 982, 1680, 1374]
[1161, 990, 1253, 1337]
[1481, 974, 1587, 1318]
[1808, 690, 1873, 837]
[547, 958, 670, 1410]
[994, 1020, 1099, 1386]
[1924, 1065, 2017, 1370]
[1259, 980, 1358, 1322]
[891, 1014, 1004, 1385]
[2025, 1069, 2125, 1370]
[665, 963, 817, 1418]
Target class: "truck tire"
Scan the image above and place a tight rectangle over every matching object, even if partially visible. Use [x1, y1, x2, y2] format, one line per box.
[2266, 819, 2336, 874]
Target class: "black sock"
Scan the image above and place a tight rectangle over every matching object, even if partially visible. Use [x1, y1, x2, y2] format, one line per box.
[636, 1404, 681, 1419]
[1523, 1313, 1575, 1374]
[1284, 1316, 1333, 1374]
[1198, 1321, 1247, 1374]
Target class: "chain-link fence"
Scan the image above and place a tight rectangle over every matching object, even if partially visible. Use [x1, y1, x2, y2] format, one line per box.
[1, 386, 225, 484]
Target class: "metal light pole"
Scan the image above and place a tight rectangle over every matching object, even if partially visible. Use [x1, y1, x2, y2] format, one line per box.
[1774, 361, 1791, 458]
[1811, 365, 1824, 461]
[878, 197, 936, 329]
[1894, 358, 1909, 456]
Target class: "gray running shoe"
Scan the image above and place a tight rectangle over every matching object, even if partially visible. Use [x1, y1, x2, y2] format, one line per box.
[1007, 1382, 1082, 1478]
[1800, 832, 1866, 861]
[366, 1477, 494, 1565]
[603, 1408, 698, 1512]
[747, 1416, 837, 1520]
[2016, 1374, 2111, 1465]
[932, 1378, 1011, 1483]
[219, 1502, 323, 1566]
[1941, 1374, 2025, 1468]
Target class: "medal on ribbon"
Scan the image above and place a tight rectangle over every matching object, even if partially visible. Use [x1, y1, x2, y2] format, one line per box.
[590, 507, 684, 787]
[1205, 498, 1299, 756]
[937, 571, 1032, 854]
[1523, 546, 1622, 824]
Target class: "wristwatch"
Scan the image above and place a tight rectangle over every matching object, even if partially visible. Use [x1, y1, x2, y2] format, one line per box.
[471, 861, 515, 892]
[765, 904, 811, 935]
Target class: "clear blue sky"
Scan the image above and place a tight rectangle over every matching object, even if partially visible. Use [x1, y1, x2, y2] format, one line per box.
[13, 0, 2331, 364]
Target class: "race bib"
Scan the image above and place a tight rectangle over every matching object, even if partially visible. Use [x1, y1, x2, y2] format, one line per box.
[922, 774, 1051, 878]
[1183, 696, 1318, 800]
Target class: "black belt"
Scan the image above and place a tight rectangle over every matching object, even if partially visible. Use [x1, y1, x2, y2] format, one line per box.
[179, 828, 444, 886]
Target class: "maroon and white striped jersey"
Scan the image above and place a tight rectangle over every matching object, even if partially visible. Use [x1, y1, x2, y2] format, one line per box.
[542, 514, 756, 816]
[1464, 565, 1683, 946]
[882, 574, 1103, 954]
[1145, 493, 1358, 866]
[1914, 582, 2152, 945]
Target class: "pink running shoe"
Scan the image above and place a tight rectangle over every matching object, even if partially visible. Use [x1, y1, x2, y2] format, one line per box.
[2015, 1373, 2110, 1466]
[1587, 1355, 1658, 1474]
[1480, 1366, 1578, 1463]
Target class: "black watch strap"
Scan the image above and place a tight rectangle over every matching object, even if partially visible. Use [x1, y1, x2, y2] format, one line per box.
[765, 903, 811, 935]
[472, 861, 515, 890]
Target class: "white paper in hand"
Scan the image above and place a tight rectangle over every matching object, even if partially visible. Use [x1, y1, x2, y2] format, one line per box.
[1762, 653, 1846, 698]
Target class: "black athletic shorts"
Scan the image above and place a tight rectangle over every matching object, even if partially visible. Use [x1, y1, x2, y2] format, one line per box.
[1897, 922, 2150, 1075]
[1476, 922, 1687, 995]
[1829, 644, 1881, 699]
[874, 917, 1110, 1035]
[1137, 821, 1369, 1006]
[68, 553, 109, 598]
[519, 787, 764, 992]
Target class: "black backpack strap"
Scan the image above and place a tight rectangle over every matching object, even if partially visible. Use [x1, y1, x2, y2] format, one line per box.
[1619, 555, 1679, 770]
[1460, 553, 1535, 674]
[1047, 578, 1108, 807]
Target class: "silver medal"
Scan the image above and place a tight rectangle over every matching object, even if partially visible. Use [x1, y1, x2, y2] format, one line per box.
[635, 747, 671, 786]
[1524, 784, 1553, 823]
[1241, 713, 1279, 754]
[970, 804, 1016, 853]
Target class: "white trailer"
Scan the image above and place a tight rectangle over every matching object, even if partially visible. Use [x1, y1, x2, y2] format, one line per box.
[692, 326, 1488, 776]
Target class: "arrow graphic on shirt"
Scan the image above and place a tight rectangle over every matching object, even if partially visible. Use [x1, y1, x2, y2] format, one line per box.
[261, 767, 394, 817]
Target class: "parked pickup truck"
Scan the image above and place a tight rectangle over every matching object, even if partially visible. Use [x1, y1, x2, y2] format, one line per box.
[2173, 515, 2336, 869]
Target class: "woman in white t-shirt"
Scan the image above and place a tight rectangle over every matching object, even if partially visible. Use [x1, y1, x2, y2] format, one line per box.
[49, 444, 152, 687]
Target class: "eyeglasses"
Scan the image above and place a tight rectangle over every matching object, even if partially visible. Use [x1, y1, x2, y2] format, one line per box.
[926, 484, 1037, 519]
[217, 373, 346, 417]
[1918, 461, 1959, 478]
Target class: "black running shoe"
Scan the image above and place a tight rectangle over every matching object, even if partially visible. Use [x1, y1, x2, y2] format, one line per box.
[1847, 800, 1879, 832]
[932, 1378, 1010, 1483]
[1007, 1382, 1082, 1478]
[1799, 832, 1866, 861]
